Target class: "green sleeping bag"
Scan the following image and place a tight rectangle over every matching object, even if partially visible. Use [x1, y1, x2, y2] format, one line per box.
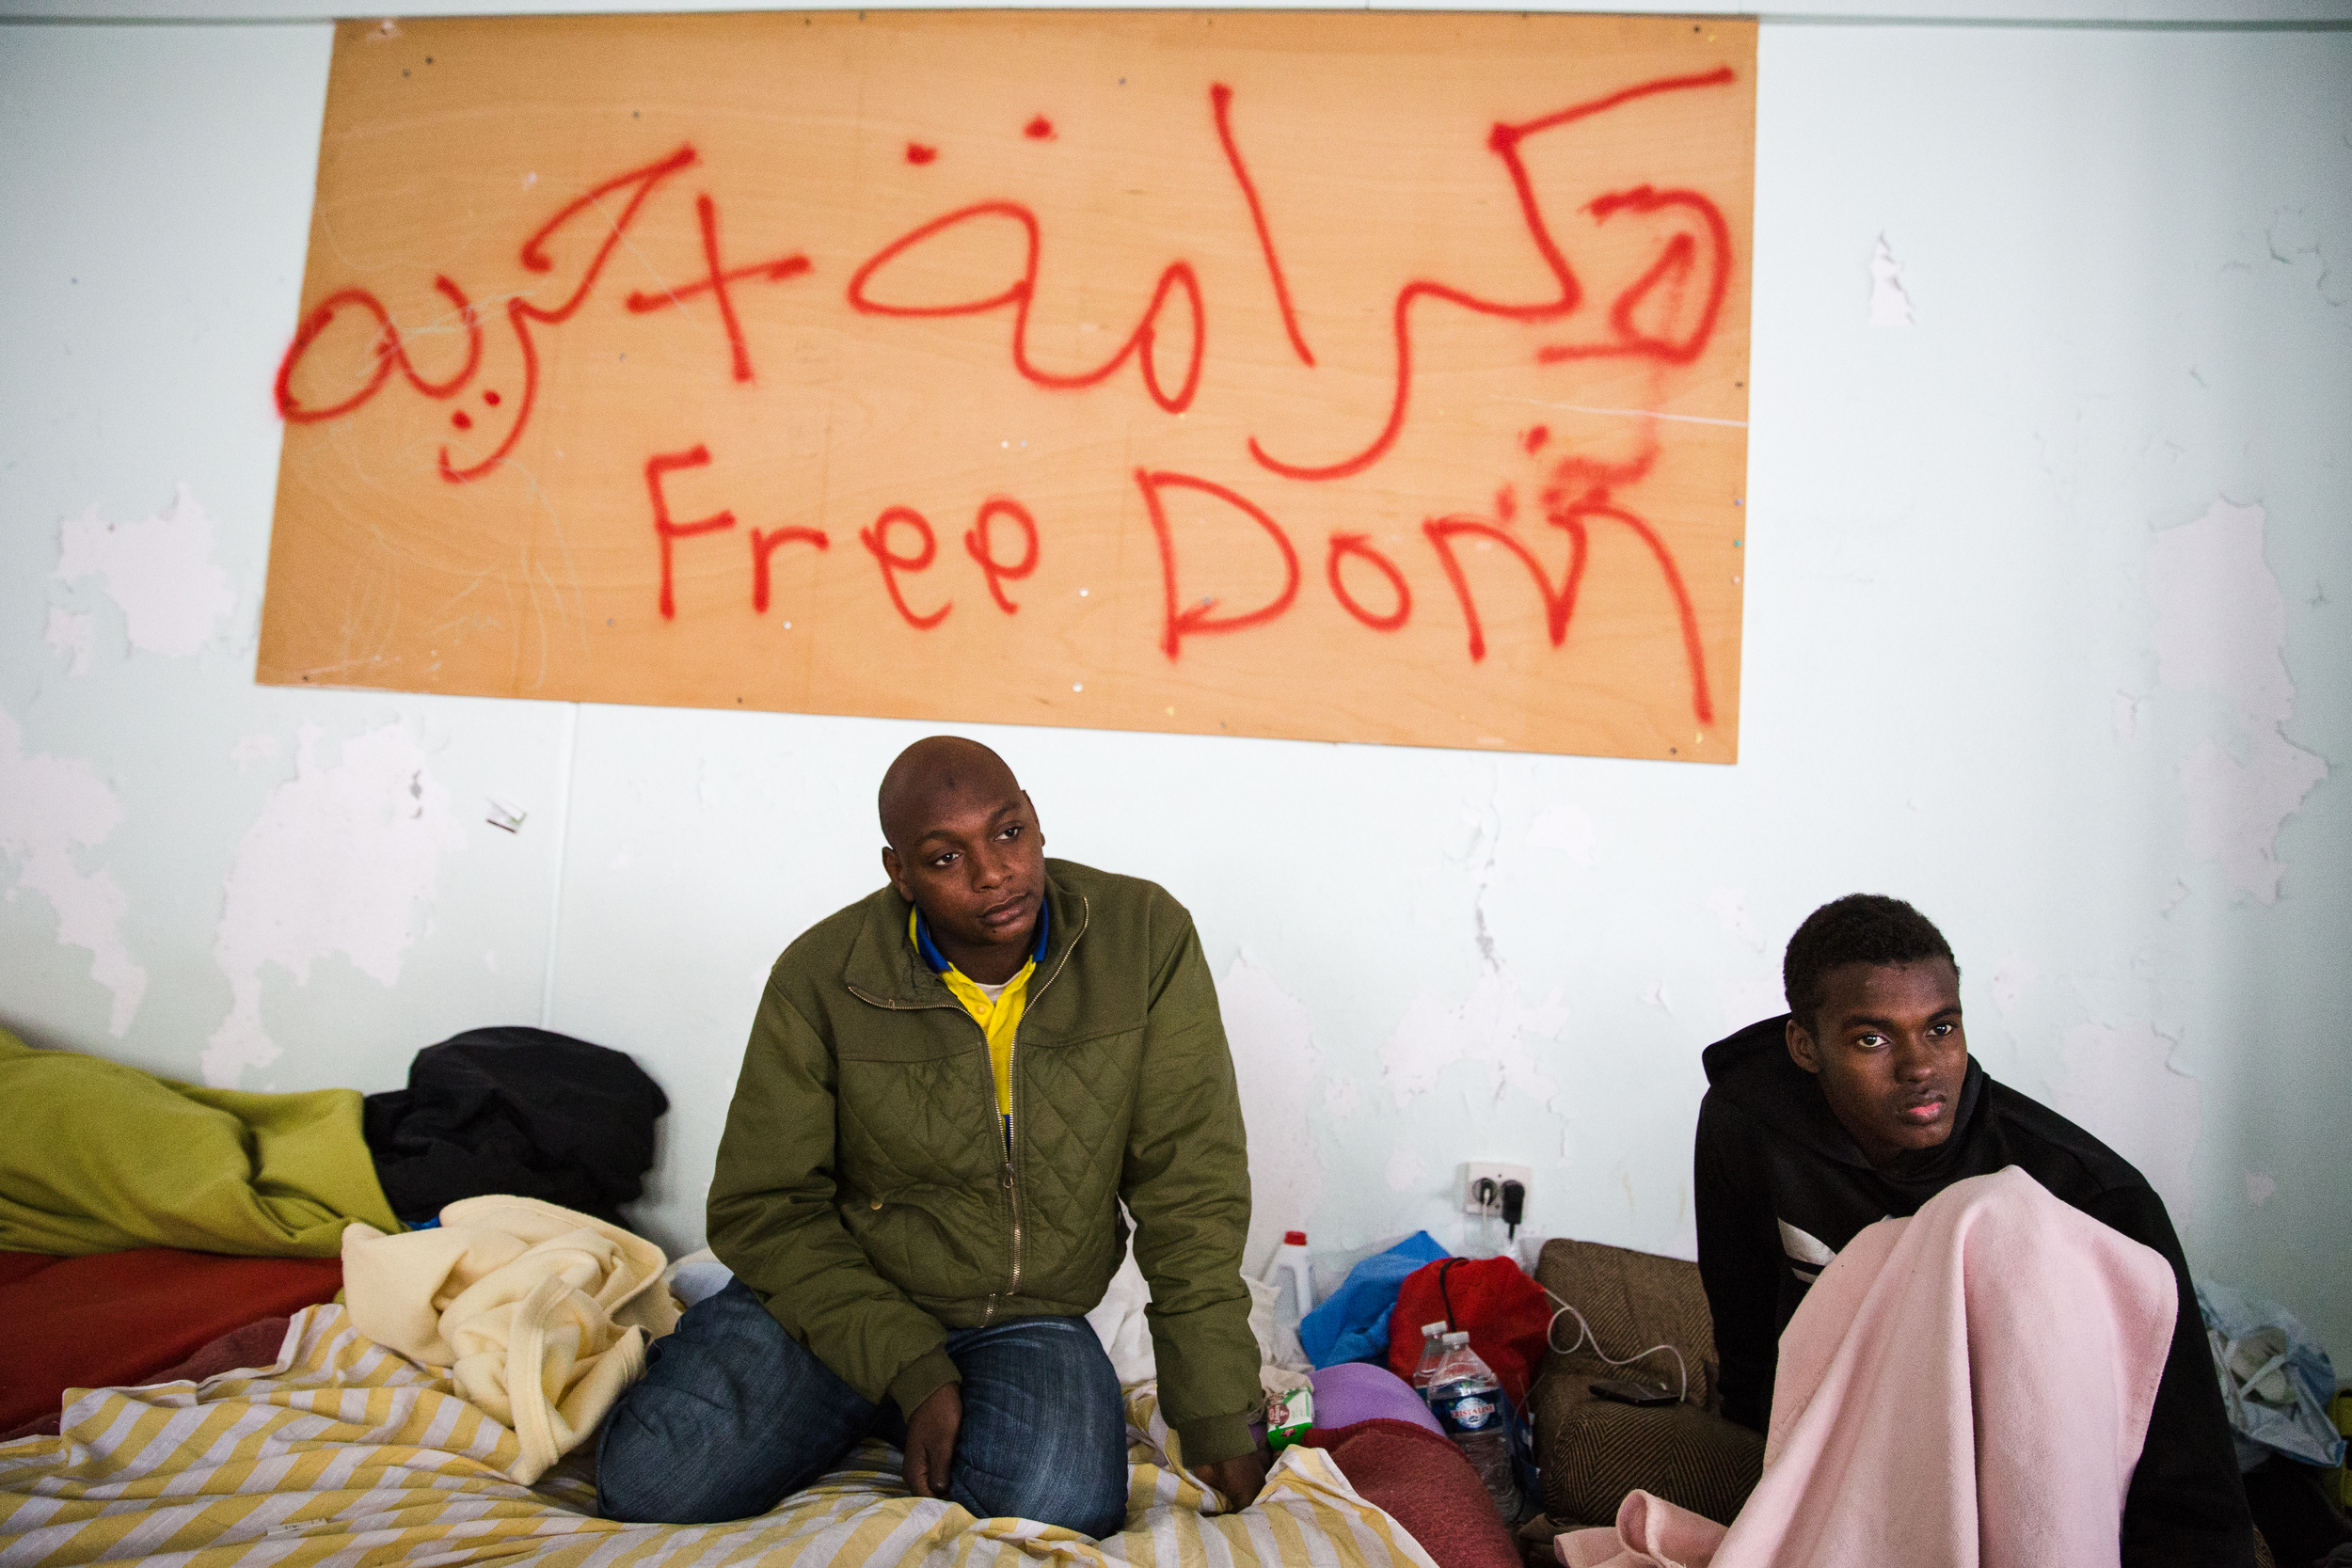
[0, 1029, 399, 1256]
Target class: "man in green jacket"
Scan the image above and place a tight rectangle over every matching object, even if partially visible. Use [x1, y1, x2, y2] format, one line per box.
[596, 736, 1266, 1532]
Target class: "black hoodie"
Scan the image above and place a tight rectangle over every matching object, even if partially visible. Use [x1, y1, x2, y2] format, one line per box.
[1695, 1015, 2252, 1568]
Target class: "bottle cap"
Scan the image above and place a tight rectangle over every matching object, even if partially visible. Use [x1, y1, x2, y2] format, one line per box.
[1283, 1230, 1308, 1246]
[1422, 1320, 1449, 1338]
[1443, 1330, 1470, 1347]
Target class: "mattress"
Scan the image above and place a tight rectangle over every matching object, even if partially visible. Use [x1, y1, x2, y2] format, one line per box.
[0, 1305, 1441, 1568]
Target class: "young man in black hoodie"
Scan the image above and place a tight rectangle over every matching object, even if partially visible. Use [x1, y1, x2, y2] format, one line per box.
[1694, 893, 2253, 1566]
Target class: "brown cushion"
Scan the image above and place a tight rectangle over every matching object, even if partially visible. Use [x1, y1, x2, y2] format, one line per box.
[1535, 1386, 1762, 1528]
[1531, 1238, 1760, 1527]
[1532, 1238, 1718, 1411]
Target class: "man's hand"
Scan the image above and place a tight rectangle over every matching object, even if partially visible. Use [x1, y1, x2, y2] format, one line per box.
[1195, 1450, 1268, 1512]
[903, 1382, 962, 1499]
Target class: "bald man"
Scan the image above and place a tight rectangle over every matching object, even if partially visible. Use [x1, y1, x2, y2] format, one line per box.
[596, 737, 1265, 1533]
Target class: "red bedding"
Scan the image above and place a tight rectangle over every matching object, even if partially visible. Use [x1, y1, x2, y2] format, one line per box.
[0, 1248, 343, 1433]
[1305, 1417, 1522, 1568]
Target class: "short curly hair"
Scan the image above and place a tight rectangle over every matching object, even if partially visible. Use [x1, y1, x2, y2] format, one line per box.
[1783, 894, 1957, 1033]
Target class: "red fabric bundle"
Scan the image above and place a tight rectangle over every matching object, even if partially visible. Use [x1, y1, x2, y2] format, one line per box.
[1302, 1418, 1520, 1568]
[0, 1248, 342, 1432]
[1, 1316, 296, 1441]
[1384, 1255, 1553, 1405]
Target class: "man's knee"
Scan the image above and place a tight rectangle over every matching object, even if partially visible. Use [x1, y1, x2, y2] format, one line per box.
[596, 1386, 731, 1523]
[594, 1279, 872, 1523]
[948, 1317, 1129, 1536]
[953, 1432, 1128, 1538]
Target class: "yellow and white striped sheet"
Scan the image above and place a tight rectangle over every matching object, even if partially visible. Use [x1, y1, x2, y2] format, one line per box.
[0, 1307, 1440, 1568]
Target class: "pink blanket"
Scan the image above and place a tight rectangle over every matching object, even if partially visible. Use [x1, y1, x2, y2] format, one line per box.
[1559, 1167, 2177, 1568]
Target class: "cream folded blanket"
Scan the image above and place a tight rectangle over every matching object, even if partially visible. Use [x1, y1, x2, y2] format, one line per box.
[342, 1195, 681, 1482]
[1560, 1166, 2177, 1568]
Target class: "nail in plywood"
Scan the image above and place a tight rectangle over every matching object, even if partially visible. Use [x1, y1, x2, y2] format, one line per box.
[261, 10, 1756, 763]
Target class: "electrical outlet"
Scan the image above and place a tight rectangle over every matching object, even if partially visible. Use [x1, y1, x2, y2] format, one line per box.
[1461, 1162, 1533, 1217]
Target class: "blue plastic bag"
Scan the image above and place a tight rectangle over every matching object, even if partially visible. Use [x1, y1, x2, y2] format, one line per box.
[2197, 1276, 2345, 1469]
[1298, 1230, 1449, 1369]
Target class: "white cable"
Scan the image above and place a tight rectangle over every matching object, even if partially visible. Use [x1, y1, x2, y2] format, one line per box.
[1538, 1283, 1690, 1405]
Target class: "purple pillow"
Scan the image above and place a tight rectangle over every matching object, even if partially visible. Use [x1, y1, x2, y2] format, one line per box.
[1311, 1361, 1442, 1435]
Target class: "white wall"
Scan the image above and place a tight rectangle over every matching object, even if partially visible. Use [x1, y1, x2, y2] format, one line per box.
[3, 9, 2345, 1360]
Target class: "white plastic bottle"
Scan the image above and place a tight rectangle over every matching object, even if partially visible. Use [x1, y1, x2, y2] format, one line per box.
[1422, 1329, 1522, 1522]
[1266, 1230, 1315, 1369]
[1408, 1319, 1450, 1393]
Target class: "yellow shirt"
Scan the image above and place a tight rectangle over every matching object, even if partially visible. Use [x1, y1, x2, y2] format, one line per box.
[909, 910, 1035, 1148]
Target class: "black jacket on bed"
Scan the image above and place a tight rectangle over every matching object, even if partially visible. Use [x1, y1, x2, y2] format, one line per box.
[1693, 1015, 2252, 1568]
[364, 1026, 668, 1229]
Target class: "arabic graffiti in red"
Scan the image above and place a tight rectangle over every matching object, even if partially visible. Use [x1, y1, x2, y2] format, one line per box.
[263, 12, 1752, 761]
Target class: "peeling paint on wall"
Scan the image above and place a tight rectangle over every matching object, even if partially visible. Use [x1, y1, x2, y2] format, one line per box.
[2050, 1019, 2201, 1220]
[44, 609, 94, 676]
[54, 486, 237, 658]
[2178, 736, 2328, 905]
[1217, 953, 1327, 1267]
[1378, 973, 1567, 1110]
[1869, 234, 1915, 327]
[1323, 1074, 1365, 1122]
[204, 721, 460, 1086]
[2110, 693, 2142, 746]
[0, 708, 147, 1035]
[2254, 206, 2345, 309]
[2147, 499, 2328, 902]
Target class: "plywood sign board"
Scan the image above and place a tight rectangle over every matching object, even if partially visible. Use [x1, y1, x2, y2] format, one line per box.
[262, 11, 1756, 762]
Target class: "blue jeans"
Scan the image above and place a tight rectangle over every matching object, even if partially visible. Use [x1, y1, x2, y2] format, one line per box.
[596, 1279, 1129, 1535]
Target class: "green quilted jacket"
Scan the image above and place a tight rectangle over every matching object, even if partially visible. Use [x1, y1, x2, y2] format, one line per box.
[707, 859, 1262, 1465]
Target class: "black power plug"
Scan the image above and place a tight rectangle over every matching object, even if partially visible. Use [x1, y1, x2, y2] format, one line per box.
[1500, 1179, 1525, 1240]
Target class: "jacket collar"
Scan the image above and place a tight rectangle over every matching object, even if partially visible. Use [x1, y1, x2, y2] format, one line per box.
[843, 862, 1088, 1008]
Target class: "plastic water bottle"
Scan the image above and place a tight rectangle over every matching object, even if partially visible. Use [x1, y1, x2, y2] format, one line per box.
[1408, 1319, 1450, 1393]
[1422, 1329, 1522, 1522]
[1266, 1230, 1315, 1368]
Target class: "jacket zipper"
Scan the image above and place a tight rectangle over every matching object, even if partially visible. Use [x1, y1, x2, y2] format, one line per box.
[988, 1022, 1019, 1302]
[838, 989, 1005, 1275]
[849, 989, 1014, 1317]
[846, 895, 1089, 1312]
[1005, 897, 1085, 1301]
